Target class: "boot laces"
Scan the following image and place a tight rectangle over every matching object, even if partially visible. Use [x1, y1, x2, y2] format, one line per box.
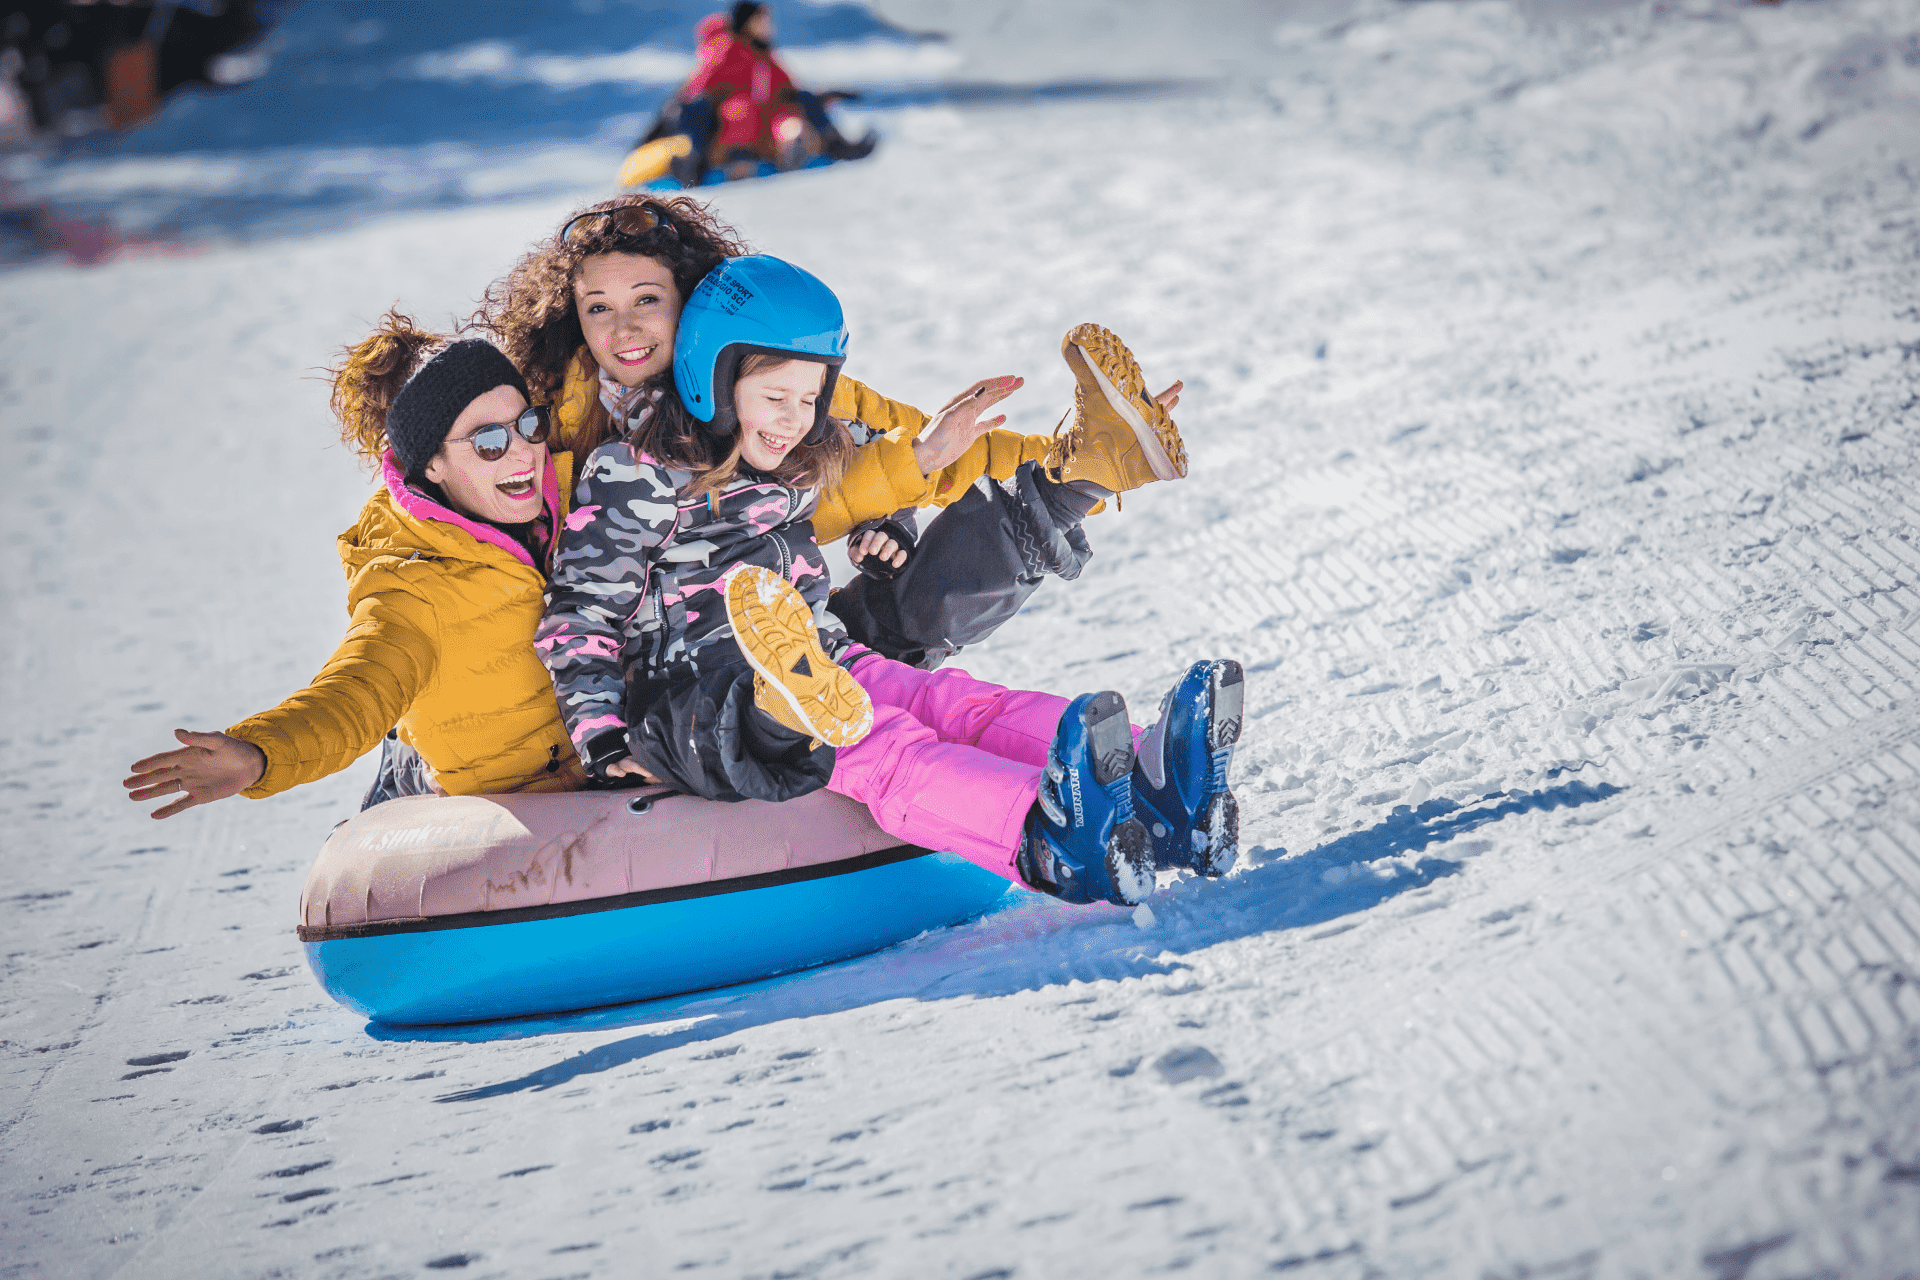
[1043, 402, 1079, 475]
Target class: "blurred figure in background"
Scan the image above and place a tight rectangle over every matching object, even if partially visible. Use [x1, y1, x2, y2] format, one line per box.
[1, 0, 261, 137]
[0, 34, 31, 142]
[643, 2, 877, 185]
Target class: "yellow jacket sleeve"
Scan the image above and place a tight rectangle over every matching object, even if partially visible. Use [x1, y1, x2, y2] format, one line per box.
[227, 589, 440, 798]
[832, 375, 929, 438]
[916, 429, 1056, 509]
[814, 376, 1056, 543]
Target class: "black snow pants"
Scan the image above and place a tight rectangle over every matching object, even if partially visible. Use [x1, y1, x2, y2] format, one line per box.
[362, 662, 830, 810]
[623, 650, 835, 804]
[827, 461, 1097, 671]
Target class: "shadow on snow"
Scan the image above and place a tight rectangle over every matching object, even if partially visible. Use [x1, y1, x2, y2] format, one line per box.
[397, 779, 1624, 1100]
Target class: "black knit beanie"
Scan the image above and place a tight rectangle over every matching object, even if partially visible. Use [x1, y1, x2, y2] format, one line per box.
[386, 339, 530, 477]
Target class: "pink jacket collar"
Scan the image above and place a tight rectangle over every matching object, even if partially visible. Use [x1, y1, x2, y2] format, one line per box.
[381, 449, 562, 571]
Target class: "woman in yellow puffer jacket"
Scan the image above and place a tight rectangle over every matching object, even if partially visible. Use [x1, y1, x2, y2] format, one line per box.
[124, 313, 598, 815]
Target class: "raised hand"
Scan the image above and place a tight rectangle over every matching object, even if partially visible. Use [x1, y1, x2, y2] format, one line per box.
[124, 729, 268, 820]
[910, 374, 1024, 476]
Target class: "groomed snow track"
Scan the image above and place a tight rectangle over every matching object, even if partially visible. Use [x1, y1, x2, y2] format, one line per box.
[3, 1, 1919, 1276]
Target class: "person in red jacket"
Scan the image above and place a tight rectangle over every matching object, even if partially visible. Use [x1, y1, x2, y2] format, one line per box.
[665, 2, 877, 184]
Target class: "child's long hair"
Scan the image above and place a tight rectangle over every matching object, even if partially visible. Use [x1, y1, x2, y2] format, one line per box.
[471, 193, 751, 458]
[633, 353, 853, 500]
[327, 308, 448, 469]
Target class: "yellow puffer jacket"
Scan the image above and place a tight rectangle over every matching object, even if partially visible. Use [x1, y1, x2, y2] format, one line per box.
[227, 450, 591, 799]
[551, 348, 1055, 541]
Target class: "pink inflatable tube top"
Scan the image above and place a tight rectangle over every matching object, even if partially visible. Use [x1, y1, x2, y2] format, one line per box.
[298, 787, 1012, 1026]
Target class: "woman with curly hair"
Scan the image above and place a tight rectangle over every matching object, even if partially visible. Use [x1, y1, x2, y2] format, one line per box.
[475, 192, 1191, 671]
[123, 314, 594, 816]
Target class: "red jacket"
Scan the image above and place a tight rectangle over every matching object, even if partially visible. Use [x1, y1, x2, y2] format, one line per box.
[681, 13, 731, 100]
[686, 32, 798, 151]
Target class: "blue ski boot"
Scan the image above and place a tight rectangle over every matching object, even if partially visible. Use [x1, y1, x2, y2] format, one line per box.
[1016, 691, 1155, 906]
[1133, 660, 1243, 877]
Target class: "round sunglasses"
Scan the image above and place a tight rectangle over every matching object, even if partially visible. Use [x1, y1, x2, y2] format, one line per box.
[447, 405, 551, 462]
[559, 203, 676, 249]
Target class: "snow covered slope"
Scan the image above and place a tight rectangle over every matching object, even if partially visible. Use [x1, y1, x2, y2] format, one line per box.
[4, 1, 1920, 1277]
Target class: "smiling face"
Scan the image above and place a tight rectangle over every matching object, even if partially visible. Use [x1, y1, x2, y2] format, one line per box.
[574, 252, 682, 388]
[734, 358, 825, 473]
[422, 383, 546, 524]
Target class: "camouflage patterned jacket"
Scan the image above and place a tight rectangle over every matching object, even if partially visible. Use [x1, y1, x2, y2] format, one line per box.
[536, 439, 845, 754]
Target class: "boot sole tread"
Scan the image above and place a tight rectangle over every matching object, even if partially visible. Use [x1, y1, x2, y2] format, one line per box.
[1062, 323, 1189, 480]
[726, 567, 873, 747]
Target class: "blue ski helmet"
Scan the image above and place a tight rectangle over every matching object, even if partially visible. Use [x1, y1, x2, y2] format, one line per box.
[672, 254, 849, 444]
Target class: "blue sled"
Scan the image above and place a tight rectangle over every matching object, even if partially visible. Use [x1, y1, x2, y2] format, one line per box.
[303, 848, 1010, 1027]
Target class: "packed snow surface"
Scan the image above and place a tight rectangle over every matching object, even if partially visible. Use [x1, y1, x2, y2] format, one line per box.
[5, 1, 1920, 1276]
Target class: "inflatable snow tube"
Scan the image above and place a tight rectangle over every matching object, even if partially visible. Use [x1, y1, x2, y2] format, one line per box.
[617, 133, 692, 188]
[618, 132, 863, 191]
[297, 787, 1011, 1027]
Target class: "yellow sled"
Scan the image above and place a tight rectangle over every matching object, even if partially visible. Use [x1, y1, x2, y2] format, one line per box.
[617, 134, 693, 189]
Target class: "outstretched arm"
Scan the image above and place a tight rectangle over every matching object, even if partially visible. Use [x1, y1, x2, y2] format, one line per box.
[816, 373, 1181, 541]
[124, 589, 439, 817]
[817, 374, 1019, 542]
[907, 376, 1024, 475]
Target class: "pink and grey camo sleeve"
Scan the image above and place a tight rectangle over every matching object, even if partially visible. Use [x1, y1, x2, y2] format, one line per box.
[536, 441, 681, 751]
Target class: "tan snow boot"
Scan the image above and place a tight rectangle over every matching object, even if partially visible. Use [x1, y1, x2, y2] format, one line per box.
[725, 566, 874, 748]
[1047, 323, 1188, 495]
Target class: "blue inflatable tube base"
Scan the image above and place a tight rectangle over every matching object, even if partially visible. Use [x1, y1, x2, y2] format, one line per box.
[303, 847, 1010, 1027]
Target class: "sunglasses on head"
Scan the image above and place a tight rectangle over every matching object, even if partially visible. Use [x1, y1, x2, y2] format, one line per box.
[559, 204, 676, 249]
[447, 405, 551, 462]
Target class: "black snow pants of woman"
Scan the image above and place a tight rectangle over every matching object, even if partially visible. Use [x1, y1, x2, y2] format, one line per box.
[827, 461, 1098, 671]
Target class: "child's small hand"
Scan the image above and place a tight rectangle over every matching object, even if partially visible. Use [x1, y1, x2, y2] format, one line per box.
[604, 756, 660, 782]
[911, 375, 1024, 476]
[849, 528, 907, 572]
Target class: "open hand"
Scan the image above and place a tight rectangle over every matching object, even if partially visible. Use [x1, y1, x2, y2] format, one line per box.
[910, 375, 1024, 476]
[124, 729, 267, 820]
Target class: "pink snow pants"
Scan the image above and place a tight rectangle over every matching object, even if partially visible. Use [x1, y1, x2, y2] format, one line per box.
[828, 655, 1070, 883]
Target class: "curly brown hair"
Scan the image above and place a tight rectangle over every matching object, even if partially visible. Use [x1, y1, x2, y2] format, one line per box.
[471, 192, 752, 457]
[326, 307, 449, 468]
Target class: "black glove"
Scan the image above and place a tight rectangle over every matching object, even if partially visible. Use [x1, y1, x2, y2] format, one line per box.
[580, 727, 632, 781]
[854, 519, 916, 583]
